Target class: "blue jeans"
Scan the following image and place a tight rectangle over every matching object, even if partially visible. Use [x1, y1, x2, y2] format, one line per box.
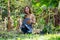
[20, 18, 32, 34]
[20, 24, 32, 34]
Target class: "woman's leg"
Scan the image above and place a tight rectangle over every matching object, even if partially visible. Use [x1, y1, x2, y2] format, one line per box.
[27, 27, 32, 34]
[21, 27, 28, 34]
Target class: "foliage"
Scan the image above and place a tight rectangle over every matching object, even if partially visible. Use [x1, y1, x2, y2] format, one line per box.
[0, 0, 60, 33]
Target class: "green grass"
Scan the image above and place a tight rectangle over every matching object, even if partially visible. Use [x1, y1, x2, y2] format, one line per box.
[0, 33, 60, 40]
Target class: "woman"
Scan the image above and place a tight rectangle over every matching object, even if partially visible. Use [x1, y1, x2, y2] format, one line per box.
[21, 6, 36, 34]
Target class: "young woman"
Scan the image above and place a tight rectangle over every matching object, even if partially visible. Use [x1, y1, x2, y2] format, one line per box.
[21, 6, 36, 34]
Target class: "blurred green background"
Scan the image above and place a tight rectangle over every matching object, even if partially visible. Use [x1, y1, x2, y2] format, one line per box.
[0, 0, 60, 40]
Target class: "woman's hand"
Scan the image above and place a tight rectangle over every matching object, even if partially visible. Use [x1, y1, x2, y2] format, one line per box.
[27, 20, 31, 24]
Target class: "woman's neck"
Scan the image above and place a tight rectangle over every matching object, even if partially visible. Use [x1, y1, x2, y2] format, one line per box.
[26, 13, 31, 15]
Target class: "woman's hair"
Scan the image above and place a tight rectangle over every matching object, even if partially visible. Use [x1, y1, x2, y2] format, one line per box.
[24, 6, 31, 14]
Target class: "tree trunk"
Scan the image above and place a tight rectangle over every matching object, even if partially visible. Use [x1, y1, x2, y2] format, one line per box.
[0, 7, 2, 21]
[7, 0, 11, 31]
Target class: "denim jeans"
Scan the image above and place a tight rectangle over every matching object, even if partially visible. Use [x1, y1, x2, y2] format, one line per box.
[20, 18, 32, 34]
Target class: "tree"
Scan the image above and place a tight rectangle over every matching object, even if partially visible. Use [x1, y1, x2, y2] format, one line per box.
[7, 0, 11, 31]
[0, 7, 2, 20]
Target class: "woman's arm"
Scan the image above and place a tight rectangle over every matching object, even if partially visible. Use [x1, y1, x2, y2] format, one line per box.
[31, 14, 36, 24]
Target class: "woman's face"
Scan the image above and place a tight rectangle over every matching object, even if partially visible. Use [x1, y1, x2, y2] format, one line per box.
[25, 7, 30, 14]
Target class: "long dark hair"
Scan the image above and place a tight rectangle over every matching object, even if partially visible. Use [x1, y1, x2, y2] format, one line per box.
[24, 6, 31, 14]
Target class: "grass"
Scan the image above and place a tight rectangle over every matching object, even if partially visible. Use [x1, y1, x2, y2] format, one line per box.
[0, 32, 60, 40]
